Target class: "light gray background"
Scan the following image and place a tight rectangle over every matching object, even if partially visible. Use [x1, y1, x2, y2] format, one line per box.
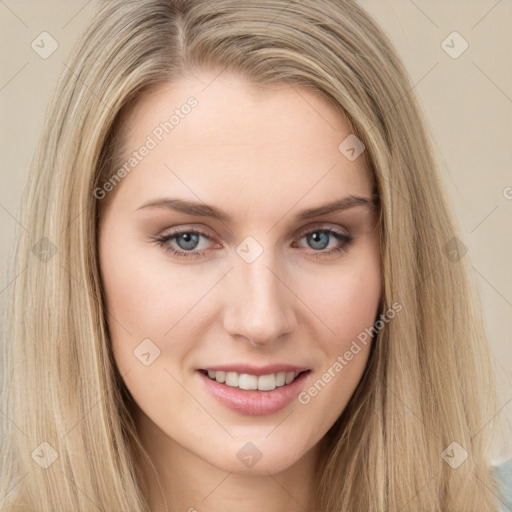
[0, 0, 511, 459]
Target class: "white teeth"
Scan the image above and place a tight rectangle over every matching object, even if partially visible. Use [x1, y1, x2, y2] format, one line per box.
[285, 372, 295, 384]
[258, 374, 276, 391]
[238, 373, 258, 390]
[205, 370, 301, 391]
[225, 372, 239, 387]
[275, 372, 286, 386]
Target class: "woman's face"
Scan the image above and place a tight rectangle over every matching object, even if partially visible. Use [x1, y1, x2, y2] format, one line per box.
[99, 71, 381, 475]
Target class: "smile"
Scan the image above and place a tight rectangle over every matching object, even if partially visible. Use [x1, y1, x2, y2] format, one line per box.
[197, 367, 311, 415]
[201, 369, 304, 391]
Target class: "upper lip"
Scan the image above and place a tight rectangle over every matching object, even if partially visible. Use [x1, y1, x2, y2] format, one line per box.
[199, 364, 310, 376]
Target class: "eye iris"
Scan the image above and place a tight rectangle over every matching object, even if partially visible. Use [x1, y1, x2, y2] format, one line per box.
[307, 231, 329, 250]
[176, 233, 200, 251]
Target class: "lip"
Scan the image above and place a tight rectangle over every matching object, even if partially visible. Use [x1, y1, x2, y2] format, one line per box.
[200, 364, 309, 376]
[196, 368, 310, 416]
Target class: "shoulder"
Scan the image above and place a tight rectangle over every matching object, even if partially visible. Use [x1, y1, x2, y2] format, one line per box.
[494, 459, 512, 511]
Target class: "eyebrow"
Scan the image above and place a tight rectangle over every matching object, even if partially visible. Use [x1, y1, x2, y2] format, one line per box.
[135, 194, 376, 222]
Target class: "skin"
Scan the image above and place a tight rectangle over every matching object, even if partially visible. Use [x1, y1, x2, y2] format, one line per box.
[98, 70, 382, 512]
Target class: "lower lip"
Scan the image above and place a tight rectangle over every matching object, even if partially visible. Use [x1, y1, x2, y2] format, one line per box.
[197, 370, 309, 416]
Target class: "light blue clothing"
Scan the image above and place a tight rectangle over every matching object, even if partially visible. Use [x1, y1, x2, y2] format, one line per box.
[495, 460, 512, 511]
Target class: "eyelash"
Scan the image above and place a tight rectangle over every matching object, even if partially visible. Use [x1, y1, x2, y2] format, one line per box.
[151, 226, 353, 260]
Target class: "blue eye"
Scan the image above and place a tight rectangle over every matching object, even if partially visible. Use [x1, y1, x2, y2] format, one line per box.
[174, 232, 201, 251]
[153, 229, 213, 259]
[152, 226, 353, 260]
[296, 229, 353, 258]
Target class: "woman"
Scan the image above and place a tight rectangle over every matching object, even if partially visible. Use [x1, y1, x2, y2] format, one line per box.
[0, 0, 509, 510]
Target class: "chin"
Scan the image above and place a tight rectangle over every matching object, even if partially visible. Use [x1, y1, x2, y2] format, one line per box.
[201, 433, 316, 475]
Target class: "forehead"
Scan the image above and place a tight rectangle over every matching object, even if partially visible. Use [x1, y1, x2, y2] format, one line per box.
[125, 71, 353, 149]
[112, 71, 373, 217]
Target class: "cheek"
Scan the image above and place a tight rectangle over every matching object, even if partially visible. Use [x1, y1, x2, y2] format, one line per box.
[99, 227, 173, 369]
[331, 265, 382, 342]
[98, 226, 222, 379]
[99, 221, 192, 331]
[295, 268, 381, 433]
[297, 245, 382, 351]
[293, 241, 381, 415]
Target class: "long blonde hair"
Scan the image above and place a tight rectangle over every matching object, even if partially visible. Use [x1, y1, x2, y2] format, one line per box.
[0, 0, 500, 510]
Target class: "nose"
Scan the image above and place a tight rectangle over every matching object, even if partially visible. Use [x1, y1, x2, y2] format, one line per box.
[222, 254, 297, 347]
